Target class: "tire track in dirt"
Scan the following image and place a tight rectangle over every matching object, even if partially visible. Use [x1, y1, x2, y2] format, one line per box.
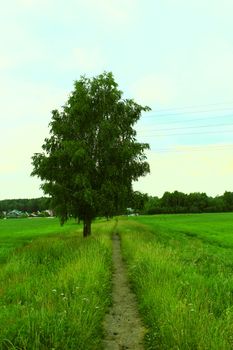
[102, 233, 145, 350]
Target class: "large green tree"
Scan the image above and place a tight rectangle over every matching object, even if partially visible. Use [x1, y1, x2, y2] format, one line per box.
[31, 72, 150, 236]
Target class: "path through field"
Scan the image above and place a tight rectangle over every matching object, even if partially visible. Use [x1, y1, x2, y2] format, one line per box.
[103, 233, 145, 350]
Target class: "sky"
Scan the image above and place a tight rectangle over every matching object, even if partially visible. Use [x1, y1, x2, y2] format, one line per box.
[1, 0, 233, 199]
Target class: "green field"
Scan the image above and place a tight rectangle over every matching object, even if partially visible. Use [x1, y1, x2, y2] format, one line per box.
[119, 213, 233, 349]
[1, 214, 233, 349]
[0, 218, 114, 350]
[0, 218, 78, 264]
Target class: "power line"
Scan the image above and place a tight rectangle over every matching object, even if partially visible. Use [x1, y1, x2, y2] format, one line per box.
[152, 145, 233, 153]
[144, 101, 233, 114]
[137, 129, 233, 137]
[139, 113, 233, 125]
[138, 122, 233, 133]
[143, 107, 233, 118]
[136, 104, 233, 145]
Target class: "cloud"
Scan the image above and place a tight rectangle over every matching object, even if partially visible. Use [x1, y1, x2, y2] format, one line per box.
[16, 0, 138, 29]
[58, 47, 107, 74]
[84, 0, 139, 26]
[131, 36, 233, 109]
[0, 57, 12, 70]
[0, 79, 68, 123]
[16, 0, 57, 11]
[0, 172, 43, 199]
[131, 75, 176, 107]
[17, 0, 48, 6]
[0, 121, 49, 199]
[134, 144, 233, 196]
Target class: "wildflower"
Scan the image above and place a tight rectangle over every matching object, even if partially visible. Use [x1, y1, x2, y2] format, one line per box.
[60, 293, 65, 296]
[52, 289, 57, 293]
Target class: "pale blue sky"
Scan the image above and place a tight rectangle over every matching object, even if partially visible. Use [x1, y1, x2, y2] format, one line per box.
[1, 0, 233, 199]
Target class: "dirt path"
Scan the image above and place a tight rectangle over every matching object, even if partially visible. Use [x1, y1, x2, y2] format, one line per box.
[102, 233, 145, 350]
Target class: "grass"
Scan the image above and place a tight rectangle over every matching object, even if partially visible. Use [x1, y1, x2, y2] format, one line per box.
[0, 218, 79, 264]
[0, 218, 114, 350]
[118, 213, 233, 349]
[2, 213, 233, 349]
[137, 213, 233, 247]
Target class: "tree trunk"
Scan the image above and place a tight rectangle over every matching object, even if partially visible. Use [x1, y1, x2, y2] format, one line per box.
[83, 218, 91, 237]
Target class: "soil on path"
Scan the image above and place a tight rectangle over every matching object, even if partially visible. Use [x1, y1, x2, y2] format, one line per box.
[102, 233, 145, 350]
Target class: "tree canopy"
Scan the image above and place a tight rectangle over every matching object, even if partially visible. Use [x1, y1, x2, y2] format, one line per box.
[0, 197, 50, 213]
[142, 190, 233, 214]
[31, 72, 150, 236]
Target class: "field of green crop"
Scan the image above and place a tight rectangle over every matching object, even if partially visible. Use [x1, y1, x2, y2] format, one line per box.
[119, 213, 233, 349]
[0, 218, 114, 350]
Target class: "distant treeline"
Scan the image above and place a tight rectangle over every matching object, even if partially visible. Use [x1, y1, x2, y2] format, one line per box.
[140, 191, 233, 214]
[0, 197, 50, 213]
[1, 191, 233, 217]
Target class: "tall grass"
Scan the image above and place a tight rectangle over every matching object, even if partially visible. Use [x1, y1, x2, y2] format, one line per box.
[0, 220, 114, 350]
[119, 216, 233, 349]
[0, 218, 77, 264]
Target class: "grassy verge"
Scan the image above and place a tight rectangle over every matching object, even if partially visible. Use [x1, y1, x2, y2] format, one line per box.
[118, 215, 233, 349]
[0, 220, 114, 350]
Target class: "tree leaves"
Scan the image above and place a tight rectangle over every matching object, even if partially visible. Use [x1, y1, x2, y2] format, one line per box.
[31, 72, 150, 235]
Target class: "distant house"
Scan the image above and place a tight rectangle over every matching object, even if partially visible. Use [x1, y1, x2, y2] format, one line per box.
[30, 212, 38, 217]
[45, 209, 54, 217]
[6, 210, 27, 218]
[126, 207, 139, 216]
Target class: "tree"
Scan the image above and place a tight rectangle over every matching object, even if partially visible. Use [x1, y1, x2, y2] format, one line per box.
[187, 192, 209, 213]
[143, 196, 161, 214]
[129, 191, 149, 214]
[223, 191, 233, 211]
[31, 72, 150, 237]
